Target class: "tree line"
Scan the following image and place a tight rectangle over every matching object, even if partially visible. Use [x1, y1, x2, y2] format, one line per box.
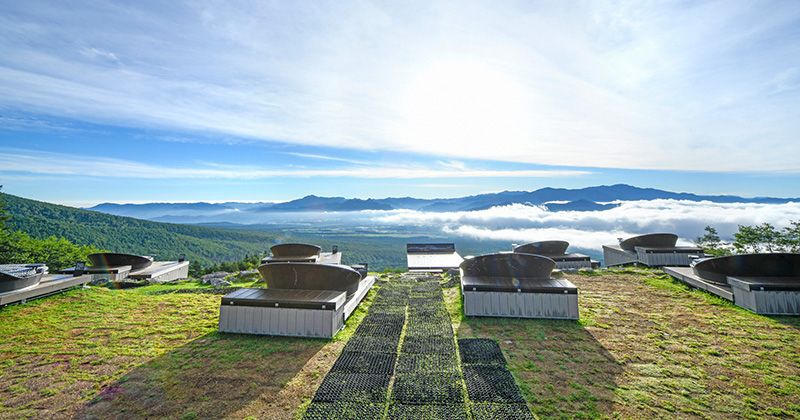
[696, 222, 800, 256]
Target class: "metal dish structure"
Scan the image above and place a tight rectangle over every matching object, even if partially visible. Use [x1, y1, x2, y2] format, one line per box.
[513, 240, 570, 256]
[87, 253, 154, 271]
[269, 243, 322, 259]
[692, 253, 800, 284]
[258, 262, 362, 297]
[618, 233, 678, 251]
[460, 253, 556, 280]
[0, 264, 48, 293]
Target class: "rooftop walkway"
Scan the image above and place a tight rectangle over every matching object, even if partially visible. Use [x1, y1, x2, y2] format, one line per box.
[302, 273, 533, 419]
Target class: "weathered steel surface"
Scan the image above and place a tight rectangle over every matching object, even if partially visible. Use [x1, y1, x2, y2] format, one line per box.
[270, 243, 322, 258]
[460, 253, 555, 280]
[513, 240, 569, 256]
[693, 253, 800, 284]
[619, 233, 678, 251]
[258, 262, 361, 297]
[88, 253, 153, 270]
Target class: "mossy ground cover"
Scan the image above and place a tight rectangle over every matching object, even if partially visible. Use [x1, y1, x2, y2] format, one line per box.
[445, 268, 800, 419]
[2, 269, 799, 419]
[0, 277, 378, 419]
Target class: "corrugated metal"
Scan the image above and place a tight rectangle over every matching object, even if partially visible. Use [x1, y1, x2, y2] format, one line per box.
[637, 249, 696, 267]
[555, 260, 593, 270]
[218, 276, 375, 338]
[732, 286, 800, 315]
[219, 304, 344, 338]
[463, 291, 578, 320]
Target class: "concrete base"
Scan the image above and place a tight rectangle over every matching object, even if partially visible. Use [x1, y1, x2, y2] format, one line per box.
[664, 267, 733, 301]
[60, 261, 189, 285]
[129, 261, 190, 284]
[664, 267, 800, 315]
[0, 274, 92, 306]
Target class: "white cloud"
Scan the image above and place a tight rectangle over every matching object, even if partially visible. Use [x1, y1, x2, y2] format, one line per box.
[371, 200, 800, 249]
[0, 149, 588, 179]
[0, 1, 798, 171]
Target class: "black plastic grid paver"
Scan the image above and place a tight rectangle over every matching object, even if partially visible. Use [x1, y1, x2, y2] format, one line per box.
[312, 372, 390, 402]
[462, 365, 525, 403]
[396, 352, 458, 374]
[411, 282, 440, 293]
[458, 338, 507, 365]
[469, 403, 535, 419]
[343, 335, 400, 354]
[408, 297, 444, 307]
[331, 351, 396, 375]
[404, 322, 453, 337]
[387, 403, 468, 420]
[392, 373, 464, 405]
[360, 312, 406, 326]
[302, 402, 385, 419]
[401, 336, 456, 355]
[367, 304, 407, 314]
[354, 322, 403, 338]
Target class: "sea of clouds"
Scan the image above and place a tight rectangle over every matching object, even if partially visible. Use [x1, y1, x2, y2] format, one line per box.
[369, 200, 800, 250]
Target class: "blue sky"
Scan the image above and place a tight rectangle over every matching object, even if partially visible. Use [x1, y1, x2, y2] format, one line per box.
[1, 1, 799, 207]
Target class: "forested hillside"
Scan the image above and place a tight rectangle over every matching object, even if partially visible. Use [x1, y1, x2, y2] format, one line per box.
[2, 193, 275, 267]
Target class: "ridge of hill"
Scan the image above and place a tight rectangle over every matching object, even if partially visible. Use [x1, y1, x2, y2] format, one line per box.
[1, 193, 275, 267]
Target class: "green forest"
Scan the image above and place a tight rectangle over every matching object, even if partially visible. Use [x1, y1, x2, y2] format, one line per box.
[0, 192, 425, 272]
[0, 192, 275, 269]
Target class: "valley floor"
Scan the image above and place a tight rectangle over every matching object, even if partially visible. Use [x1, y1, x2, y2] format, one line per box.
[0, 269, 798, 419]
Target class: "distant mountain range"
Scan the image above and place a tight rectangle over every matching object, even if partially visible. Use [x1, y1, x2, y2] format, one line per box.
[87, 184, 798, 223]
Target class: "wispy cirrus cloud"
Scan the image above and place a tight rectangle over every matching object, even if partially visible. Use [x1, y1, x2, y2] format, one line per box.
[0, 1, 798, 172]
[0, 149, 589, 180]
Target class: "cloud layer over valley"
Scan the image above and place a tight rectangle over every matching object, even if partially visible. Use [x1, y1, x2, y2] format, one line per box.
[371, 200, 800, 250]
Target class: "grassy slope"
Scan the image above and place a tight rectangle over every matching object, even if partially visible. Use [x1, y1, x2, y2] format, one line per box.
[2, 193, 276, 266]
[1, 270, 798, 418]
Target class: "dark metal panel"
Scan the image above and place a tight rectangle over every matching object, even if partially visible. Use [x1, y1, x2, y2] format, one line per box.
[87, 253, 153, 270]
[513, 240, 569, 256]
[257, 262, 361, 297]
[618, 233, 678, 251]
[693, 253, 800, 284]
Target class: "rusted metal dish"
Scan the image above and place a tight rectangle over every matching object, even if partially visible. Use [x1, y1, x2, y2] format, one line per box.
[258, 262, 362, 297]
[692, 253, 800, 284]
[0, 264, 47, 293]
[270, 243, 322, 259]
[619, 233, 678, 251]
[513, 241, 569, 256]
[87, 253, 153, 271]
[460, 253, 556, 279]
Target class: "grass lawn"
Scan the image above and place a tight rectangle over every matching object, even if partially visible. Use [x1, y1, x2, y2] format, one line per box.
[0, 278, 377, 419]
[445, 268, 800, 419]
[1, 270, 798, 419]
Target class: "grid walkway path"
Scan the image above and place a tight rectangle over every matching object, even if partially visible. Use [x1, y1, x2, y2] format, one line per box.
[303, 273, 533, 419]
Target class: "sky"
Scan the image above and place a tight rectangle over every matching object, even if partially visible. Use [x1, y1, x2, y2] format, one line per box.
[1, 1, 800, 207]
